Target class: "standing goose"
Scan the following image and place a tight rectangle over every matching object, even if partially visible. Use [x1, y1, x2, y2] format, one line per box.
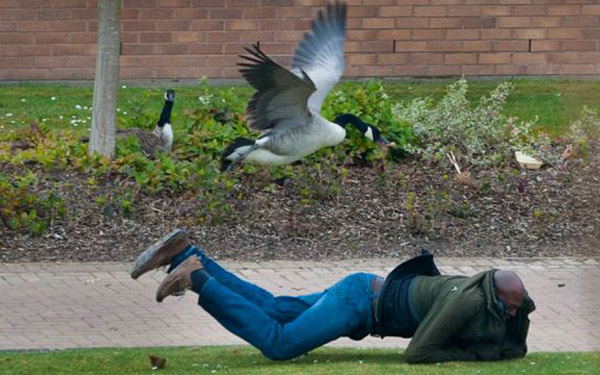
[220, 1, 388, 172]
[118, 89, 175, 156]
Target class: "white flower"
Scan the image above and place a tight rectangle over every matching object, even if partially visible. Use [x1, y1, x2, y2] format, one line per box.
[5, 113, 13, 117]
[75, 104, 82, 110]
[51, 96, 56, 101]
[59, 115, 63, 119]
[21, 98, 26, 102]
[123, 111, 127, 115]
[122, 85, 127, 89]
[42, 118, 47, 122]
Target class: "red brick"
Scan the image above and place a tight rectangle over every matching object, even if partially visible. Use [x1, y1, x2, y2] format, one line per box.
[427, 65, 461, 77]
[426, 41, 462, 51]
[377, 6, 412, 17]
[410, 52, 444, 64]
[51, 0, 88, 8]
[512, 29, 547, 39]
[412, 29, 446, 40]
[359, 65, 395, 77]
[205, 55, 237, 67]
[138, 9, 174, 19]
[511, 5, 548, 16]
[65, 55, 95, 68]
[461, 64, 495, 76]
[0, 9, 35, 20]
[395, 17, 429, 29]
[67, 32, 95, 44]
[123, 21, 155, 32]
[0, 0, 18, 7]
[447, 6, 482, 17]
[526, 64, 562, 75]
[447, 29, 480, 40]
[0, 21, 15, 31]
[376, 29, 410, 40]
[0, 32, 34, 44]
[414, 6, 446, 17]
[347, 30, 379, 41]
[189, 43, 223, 54]
[140, 32, 172, 43]
[481, 29, 512, 39]
[209, 9, 243, 19]
[276, 7, 313, 19]
[512, 52, 547, 64]
[394, 41, 428, 52]
[0, 45, 51, 56]
[563, 16, 599, 28]
[242, 8, 276, 19]
[376, 53, 409, 65]
[0, 68, 50, 80]
[172, 32, 202, 43]
[562, 41, 596, 51]
[582, 29, 600, 39]
[494, 40, 529, 51]
[35, 33, 70, 44]
[360, 41, 394, 53]
[173, 8, 208, 19]
[562, 64, 596, 75]
[547, 28, 583, 39]
[206, 31, 242, 43]
[548, 5, 583, 16]
[349, 6, 377, 18]
[0, 57, 33, 68]
[445, 53, 477, 64]
[583, 5, 600, 15]
[37, 9, 71, 20]
[430, 17, 492, 29]
[70, 9, 97, 20]
[226, 20, 258, 31]
[548, 52, 600, 64]
[348, 53, 377, 65]
[51, 44, 96, 55]
[122, 9, 139, 20]
[190, 20, 224, 31]
[32, 56, 70, 68]
[530, 17, 562, 27]
[274, 31, 304, 42]
[17, 20, 86, 32]
[496, 17, 530, 28]
[393, 65, 427, 76]
[156, 0, 190, 6]
[462, 41, 493, 51]
[494, 64, 527, 75]
[227, 0, 261, 7]
[362, 18, 395, 29]
[155, 20, 190, 31]
[531, 40, 562, 51]
[123, 0, 156, 8]
[122, 32, 138, 43]
[478, 52, 512, 64]
[481, 6, 511, 16]
[239, 31, 275, 42]
[122, 43, 155, 55]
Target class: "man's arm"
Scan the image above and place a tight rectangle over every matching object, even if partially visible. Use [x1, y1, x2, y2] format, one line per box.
[405, 294, 481, 364]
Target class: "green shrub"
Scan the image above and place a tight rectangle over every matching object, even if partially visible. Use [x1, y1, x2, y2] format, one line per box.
[392, 79, 541, 167]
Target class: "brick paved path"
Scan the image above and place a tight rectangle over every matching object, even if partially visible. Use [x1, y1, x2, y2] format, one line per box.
[1, 257, 598, 352]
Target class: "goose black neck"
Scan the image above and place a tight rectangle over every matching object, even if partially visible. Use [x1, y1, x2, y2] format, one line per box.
[333, 113, 368, 133]
[158, 100, 174, 127]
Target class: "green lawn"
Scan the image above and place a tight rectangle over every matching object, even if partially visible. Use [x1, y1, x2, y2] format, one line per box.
[1, 346, 598, 375]
[0, 78, 597, 138]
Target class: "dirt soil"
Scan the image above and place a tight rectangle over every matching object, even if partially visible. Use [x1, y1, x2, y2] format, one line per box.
[1, 150, 599, 263]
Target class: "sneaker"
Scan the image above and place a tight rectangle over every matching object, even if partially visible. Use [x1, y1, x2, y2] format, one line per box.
[130, 229, 191, 280]
[156, 256, 203, 302]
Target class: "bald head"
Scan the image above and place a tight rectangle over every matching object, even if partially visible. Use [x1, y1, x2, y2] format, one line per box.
[493, 270, 525, 319]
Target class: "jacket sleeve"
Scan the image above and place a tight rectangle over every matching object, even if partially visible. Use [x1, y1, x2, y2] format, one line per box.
[500, 295, 535, 359]
[405, 293, 481, 364]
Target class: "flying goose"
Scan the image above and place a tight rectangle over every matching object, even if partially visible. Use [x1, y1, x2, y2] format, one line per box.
[220, 1, 388, 172]
[117, 89, 175, 156]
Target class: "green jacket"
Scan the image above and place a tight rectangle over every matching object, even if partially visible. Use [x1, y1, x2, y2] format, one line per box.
[405, 270, 535, 364]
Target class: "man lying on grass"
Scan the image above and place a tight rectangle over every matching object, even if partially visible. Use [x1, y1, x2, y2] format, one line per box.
[131, 229, 535, 364]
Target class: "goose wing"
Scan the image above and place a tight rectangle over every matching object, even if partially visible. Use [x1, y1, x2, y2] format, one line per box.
[291, 1, 347, 114]
[239, 43, 316, 132]
[117, 128, 162, 155]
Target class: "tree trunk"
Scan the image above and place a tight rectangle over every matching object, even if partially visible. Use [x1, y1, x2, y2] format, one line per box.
[89, 0, 121, 158]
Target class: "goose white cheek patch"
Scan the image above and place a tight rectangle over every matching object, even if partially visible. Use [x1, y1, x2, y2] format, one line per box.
[364, 127, 374, 141]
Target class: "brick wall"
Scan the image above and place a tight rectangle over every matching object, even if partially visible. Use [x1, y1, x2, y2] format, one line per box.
[0, 0, 598, 81]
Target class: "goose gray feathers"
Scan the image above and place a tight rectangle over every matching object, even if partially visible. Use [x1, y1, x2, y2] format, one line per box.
[117, 89, 175, 156]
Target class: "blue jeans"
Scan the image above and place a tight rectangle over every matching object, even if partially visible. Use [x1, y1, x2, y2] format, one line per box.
[186, 248, 381, 360]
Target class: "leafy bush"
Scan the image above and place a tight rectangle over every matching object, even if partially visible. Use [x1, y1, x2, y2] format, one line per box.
[0, 171, 65, 235]
[392, 79, 541, 167]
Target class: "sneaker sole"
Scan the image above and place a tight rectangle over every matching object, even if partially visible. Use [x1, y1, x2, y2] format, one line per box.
[130, 229, 188, 280]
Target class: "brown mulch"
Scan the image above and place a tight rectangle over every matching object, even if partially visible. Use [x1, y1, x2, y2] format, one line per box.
[1, 150, 599, 263]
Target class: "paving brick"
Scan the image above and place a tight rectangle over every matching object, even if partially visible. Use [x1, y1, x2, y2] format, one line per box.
[0, 257, 598, 351]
